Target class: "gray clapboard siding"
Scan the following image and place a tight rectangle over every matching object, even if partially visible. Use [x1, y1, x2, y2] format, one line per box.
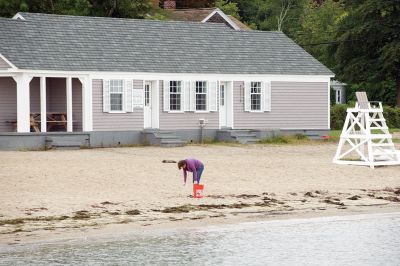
[0, 77, 17, 132]
[159, 81, 219, 130]
[234, 81, 329, 129]
[0, 57, 10, 70]
[92, 79, 144, 131]
[30, 77, 40, 113]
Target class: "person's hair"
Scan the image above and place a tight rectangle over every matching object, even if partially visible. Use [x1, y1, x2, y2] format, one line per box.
[177, 160, 186, 169]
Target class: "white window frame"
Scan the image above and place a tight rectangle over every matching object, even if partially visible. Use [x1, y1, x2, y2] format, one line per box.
[109, 79, 125, 113]
[250, 81, 262, 112]
[169, 80, 183, 112]
[195, 81, 208, 112]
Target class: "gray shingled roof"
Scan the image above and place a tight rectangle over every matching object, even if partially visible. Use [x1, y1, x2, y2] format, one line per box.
[0, 12, 333, 75]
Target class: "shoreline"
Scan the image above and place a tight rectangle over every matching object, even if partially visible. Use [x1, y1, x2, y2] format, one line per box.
[1, 207, 399, 249]
[1, 195, 399, 248]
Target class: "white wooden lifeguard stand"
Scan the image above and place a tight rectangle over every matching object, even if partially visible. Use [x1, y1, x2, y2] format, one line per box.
[333, 92, 400, 168]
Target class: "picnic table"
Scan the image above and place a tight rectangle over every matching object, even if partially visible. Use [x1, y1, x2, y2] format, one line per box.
[7, 112, 69, 132]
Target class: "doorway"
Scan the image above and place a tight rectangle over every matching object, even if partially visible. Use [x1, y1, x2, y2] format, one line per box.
[144, 81, 159, 129]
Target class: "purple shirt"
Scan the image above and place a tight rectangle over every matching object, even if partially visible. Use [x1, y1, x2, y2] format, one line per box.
[183, 158, 203, 183]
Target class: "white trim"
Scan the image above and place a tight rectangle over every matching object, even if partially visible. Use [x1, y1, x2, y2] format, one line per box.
[2, 69, 333, 81]
[154, 80, 160, 129]
[0, 53, 18, 69]
[40, 77, 47, 132]
[167, 111, 185, 114]
[66, 77, 73, 132]
[12, 13, 25, 20]
[230, 80, 234, 129]
[79, 76, 93, 132]
[13, 74, 33, 132]
[108, 111, 127, 114]
[328, 79, 331, 129]
[201, 8, 241, 31]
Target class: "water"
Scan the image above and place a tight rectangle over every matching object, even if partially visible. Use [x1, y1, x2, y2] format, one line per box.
[1, 213, 400, 266]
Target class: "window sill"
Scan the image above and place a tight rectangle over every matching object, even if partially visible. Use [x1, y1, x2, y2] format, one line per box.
[108, 111, 127, 114]
[194, 111, 210, 113]
[246, 110, 265, 113]
[167, 111, 185, 113]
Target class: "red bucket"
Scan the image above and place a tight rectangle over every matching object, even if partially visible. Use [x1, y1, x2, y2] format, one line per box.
[193, 184, 204, 198]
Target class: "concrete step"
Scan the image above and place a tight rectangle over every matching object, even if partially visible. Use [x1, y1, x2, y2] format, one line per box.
[49, 140, 82, 150]
[237, 138, 259, 144]
[160, 139, 186, 147]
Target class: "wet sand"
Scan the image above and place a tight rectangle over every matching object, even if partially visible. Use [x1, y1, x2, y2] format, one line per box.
[0, 143, 399, 246]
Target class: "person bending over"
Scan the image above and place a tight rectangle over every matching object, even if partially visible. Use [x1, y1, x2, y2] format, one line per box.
[178, 158, 204, 185]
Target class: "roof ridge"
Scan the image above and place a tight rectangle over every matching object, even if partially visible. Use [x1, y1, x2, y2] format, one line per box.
[16, 12, 236, 29]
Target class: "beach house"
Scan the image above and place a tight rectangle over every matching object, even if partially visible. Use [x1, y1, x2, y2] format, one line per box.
[0, 12, 334, 149]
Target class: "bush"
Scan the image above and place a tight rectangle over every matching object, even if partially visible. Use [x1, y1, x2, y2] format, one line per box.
[330, 104, 400, 130]
[330, 104, 348, 130]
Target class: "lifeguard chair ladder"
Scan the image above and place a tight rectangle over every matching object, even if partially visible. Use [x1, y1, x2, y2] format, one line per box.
[333, 92, 400, 168]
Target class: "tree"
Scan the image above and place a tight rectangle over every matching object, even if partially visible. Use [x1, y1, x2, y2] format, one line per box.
[330, 0, 400, 106]
[214, 0, 240, 19]
[295, 0, 345, 68]
[0, 0, 152, 18]
[276, 0, 294, 31]
[232, 0, 306, 35]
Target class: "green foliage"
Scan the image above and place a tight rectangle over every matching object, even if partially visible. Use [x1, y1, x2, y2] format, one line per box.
[233, 0, 307, 35]
[330, 87, 336, 106]
[258, 134, 310, 144]
[330, 104, 400, 130]
[295, 0, 345, 68]
[0, 0, 152, 18]
[214, 0, 240, 19]
[329, 0, 400, 105]
[330, 104, 347, 130]
[346, 79, 397, 107]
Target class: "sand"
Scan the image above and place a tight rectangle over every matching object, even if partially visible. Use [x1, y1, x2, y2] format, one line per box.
[0, 143, 399, 245]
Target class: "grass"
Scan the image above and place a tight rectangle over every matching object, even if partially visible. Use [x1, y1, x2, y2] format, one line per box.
[330, 128, 400, 142]
[258, 134, 313, 145]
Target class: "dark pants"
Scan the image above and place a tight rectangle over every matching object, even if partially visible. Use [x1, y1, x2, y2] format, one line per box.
[194, 164, 204, 183]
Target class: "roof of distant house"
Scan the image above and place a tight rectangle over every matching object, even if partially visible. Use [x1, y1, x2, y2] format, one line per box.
[168, 8, 251, 31]
[0, 12, 333, 75]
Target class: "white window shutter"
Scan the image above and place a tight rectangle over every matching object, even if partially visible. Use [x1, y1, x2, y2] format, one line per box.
[183, 81, 191, 111]
[132, 87, 144, 109]
[163, 80, 170, 112]
[261, 81, 266, 112]
[244, 81, 251, 112]
[190, 81, 196, 111]
[124, 79, 133, 112]
[208, 81, 218, 112]
[264, 81, 271, 111]
[103, 79, 110, 112]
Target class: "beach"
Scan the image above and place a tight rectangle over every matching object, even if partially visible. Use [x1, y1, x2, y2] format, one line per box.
[1, 143, 399, 246]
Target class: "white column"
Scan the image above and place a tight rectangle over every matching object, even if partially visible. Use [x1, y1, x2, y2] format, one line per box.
[40, 76, 47, 132]
[79, 77, 93, 131]
[13, 74, 32, 133]
[66, 77, 73, 132]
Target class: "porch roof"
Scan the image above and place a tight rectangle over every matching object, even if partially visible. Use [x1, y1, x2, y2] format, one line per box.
[0, 12, 334, 76]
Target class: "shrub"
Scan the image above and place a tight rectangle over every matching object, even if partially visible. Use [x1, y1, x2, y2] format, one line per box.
[330, 104, 400, 130]
[330, 104, 348, 130]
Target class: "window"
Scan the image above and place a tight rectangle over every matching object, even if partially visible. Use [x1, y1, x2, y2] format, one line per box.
[145, 83, 150, 107]
[250, 82, 261, 111]
[336, 89, 341, 104]
[220, 84, 225, 106]
[169, 81, 182, 111]
[110, 80, 123, 111]
[196, 81, 207, 111]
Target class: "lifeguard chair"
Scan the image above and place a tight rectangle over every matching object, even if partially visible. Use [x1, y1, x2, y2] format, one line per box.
[333, 92, 400, 168]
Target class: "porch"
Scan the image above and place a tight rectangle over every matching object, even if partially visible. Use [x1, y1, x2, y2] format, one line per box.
[0, 74, 92, 133]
